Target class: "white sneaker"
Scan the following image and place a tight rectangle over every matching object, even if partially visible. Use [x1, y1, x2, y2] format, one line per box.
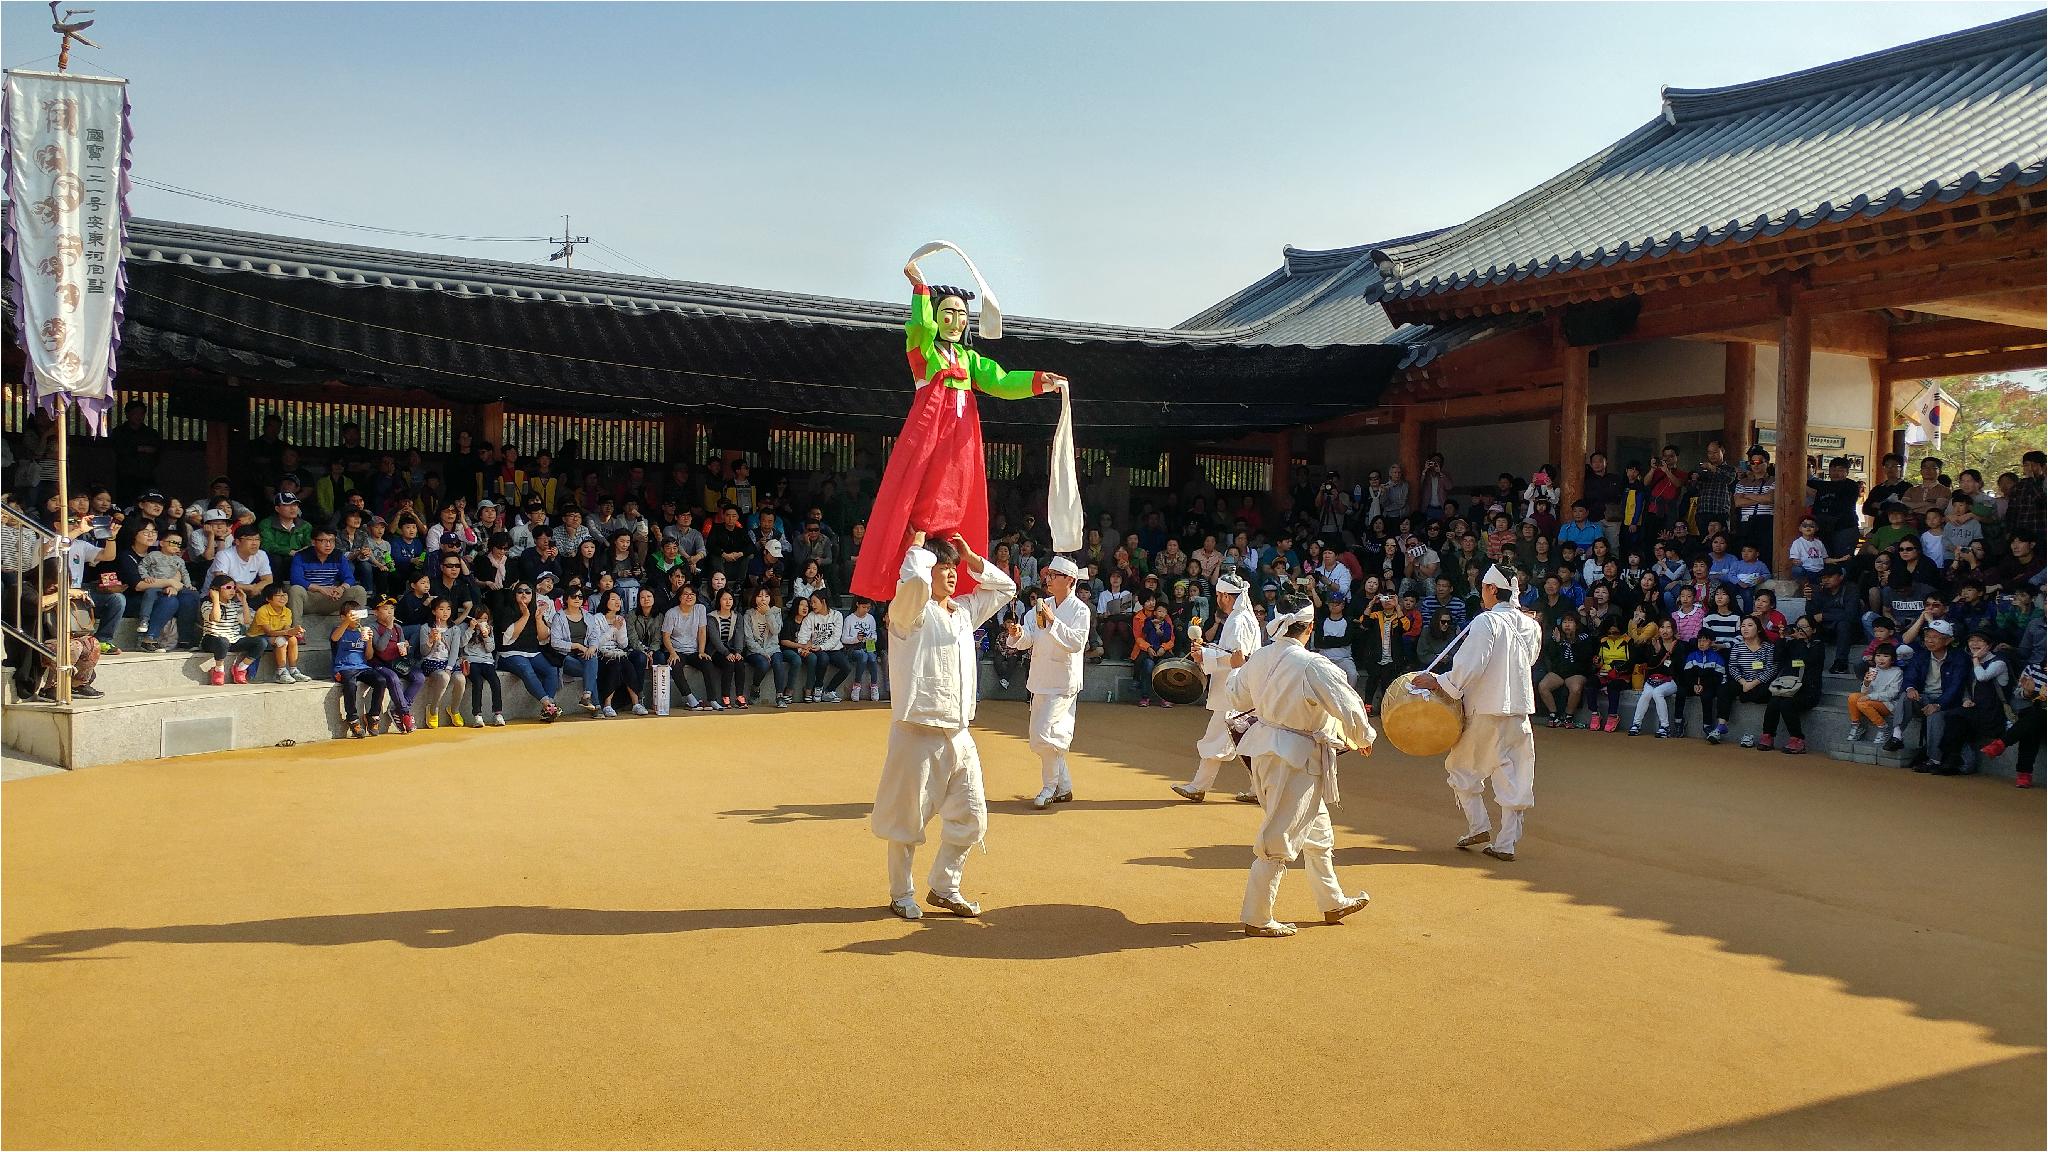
[850, 686, 863, 702]
[1032, 785, 1056, 810]
[824, 690, 841, 703]
[276, 668, 294, 684]
[490, 713, 506, 727]
[292, 668, 313, 683]
[684, 694, 701, 711]
[600, 706, 617, 718]
[631, 702, 649, 716]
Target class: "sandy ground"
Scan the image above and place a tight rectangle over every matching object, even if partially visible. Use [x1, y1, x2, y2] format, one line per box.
[3, 701, 2042, 1149]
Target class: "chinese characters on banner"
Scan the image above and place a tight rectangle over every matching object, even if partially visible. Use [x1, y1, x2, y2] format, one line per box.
[3, 69, 131, 434]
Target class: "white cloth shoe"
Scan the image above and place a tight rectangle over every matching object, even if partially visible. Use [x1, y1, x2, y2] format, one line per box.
[1032, 785, 1057, 810]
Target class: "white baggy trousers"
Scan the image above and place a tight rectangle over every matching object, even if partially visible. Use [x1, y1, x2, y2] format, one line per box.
[1444, 713, 1536, 852]
[1188, 707, 1244, 792]
[1028, 691, 1077, 792]
[876, 723, 987, 903]
[1241, 753, 1349, 927]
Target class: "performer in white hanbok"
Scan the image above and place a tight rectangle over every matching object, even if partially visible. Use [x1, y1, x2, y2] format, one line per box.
[1225, 597, 1376, 937]
[1005, 556, 1092, 809]
[1173, 573, 1265, 803]
[870, 531, 1017, 918]
[1412, 564, 1544, 862]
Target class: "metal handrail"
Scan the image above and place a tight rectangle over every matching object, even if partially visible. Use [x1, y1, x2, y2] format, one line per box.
[0, 501, 70, 704]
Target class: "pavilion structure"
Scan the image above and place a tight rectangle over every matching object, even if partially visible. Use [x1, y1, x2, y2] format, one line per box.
[1224, 10, 2043, 568]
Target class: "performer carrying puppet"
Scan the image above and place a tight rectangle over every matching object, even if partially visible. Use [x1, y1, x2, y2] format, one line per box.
[849, 260, 1068, 601]
[1006, 555, 1092, 810]
[1225, 595, 1377, 937]
[1412, 564, 1544, 862]
[870, 530, 1017, 919]
[1172, 572, 1266, 803]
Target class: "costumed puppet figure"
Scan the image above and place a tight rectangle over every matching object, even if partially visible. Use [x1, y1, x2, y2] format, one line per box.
[1412, 564, 1545, 861]
[870, 531, 1017, 919]
[1006, 555, 1093, 809]
[849, 260, 1068, 601]
[1225, 595, 1377, 937]
[1172, 572, 1267, 803]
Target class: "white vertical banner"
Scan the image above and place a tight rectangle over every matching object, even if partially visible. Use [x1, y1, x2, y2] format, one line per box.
[3, 69, 130, 435]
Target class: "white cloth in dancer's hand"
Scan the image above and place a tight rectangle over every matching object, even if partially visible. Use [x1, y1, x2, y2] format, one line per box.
[908, 241, 1003, 340]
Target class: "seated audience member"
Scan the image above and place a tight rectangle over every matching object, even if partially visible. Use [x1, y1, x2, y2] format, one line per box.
[197, 574, 266, 686]
[1714, 616, 1776, 746]
[1631, 620, 1683, 737]
[1757, 615, 1824, 753]
[795, 590, 851, 704]
[842, 596, 882, 702]
[249, 582, 309, 683]
[289, 527, 369, 625]
[1845, 642, 1903, 745]
[330, 604, 384, 740]
[1537, 614, 1593, 728]
[415, 596, 470, 728]
[365, 596, 423, 734]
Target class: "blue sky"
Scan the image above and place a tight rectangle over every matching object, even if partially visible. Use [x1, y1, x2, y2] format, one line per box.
[4, 1, 2040, 326]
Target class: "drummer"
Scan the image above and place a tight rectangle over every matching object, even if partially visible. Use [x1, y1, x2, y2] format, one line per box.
[1172, 572, 1266, 804]
[1411, 564, 1544, 862]
[1007, 556, 1092, 810]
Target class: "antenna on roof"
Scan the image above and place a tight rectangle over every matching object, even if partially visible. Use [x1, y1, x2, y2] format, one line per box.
[547, 214, 591, 269]
[48, 1, 99, 71]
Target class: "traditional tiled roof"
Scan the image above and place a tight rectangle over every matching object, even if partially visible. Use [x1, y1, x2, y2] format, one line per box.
[1175, 234, 1533, 368]
[1368, 11, 2048, 305]
[3, 213, 1412, 437]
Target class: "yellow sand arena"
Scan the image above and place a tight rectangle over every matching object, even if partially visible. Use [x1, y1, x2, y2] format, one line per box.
[3, 702, 2041, 1148]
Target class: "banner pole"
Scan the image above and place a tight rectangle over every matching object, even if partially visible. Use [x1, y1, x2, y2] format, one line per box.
[53, 393, 72, 704]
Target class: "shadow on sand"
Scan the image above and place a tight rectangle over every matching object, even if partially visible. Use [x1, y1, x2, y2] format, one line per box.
[830, 902, 1242, 960]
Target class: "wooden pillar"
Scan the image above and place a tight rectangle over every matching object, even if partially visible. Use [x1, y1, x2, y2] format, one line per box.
[478, 401, 506, 448]
[1869, 358, 1896, 472]
[1398, 414, 1423, 494]
[662, 413, 691, 467]
[1268, 430, 1291, 509]
[204, 419, 230, 482]
[1773, 297, 1814, 574]
[1558, 344, 1590, 508]
[1721, 342, 1754, 452]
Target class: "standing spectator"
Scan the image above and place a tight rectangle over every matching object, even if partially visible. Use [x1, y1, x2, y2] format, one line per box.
[108, 399, 163, 505]
[2008, 450, 2046, 546]
[330, 605, 384, 739]
[1380, 463, 1413, 522]
[498, 583, 564, 722]
[1903, 456, 1952, 517]
[1417, 454, 1454, 523]
[740, 586, 788, 708]
[1358, 586, 1408, 705]
[842, 596, 882, 702]
[1690, 441, 1739, 532]
[461, 602, 504, 726]
[1862, 453, 1912, 525]
[196, 574, 266, 686]
[1808, 455, 1863, 562]
[416, 597, 469, 728]
[1581, 451, 1626, 552]
[1731, 448, 1776, 558]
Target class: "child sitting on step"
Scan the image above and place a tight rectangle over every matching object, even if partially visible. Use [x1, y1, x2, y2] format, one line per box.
[198, 574, 266, 686]
[1846, 642, 1903, 743]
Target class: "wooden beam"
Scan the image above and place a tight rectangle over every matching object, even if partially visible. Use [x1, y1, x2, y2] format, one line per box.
[1590, 391, 1724, 417]
[1887, 318, 2046, 361]
[1677, 310, 1891, 359]
[1559, 340, 1590, 508]
[479, 402, 506, 448]
[204, 418, 230, 482]
[1722, 342, 1754, 452]
[1911, 286, 2048, 329]
[1879, 346, 2048, 381]
[1269, 430, 1292, 507]
[1773, 297, 1813, 574]
[1812, 252, 2048, 316]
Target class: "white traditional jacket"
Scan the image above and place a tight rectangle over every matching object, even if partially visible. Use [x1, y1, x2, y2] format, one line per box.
[1225, 637, 1376, 772]
[1017, 591, 1091, 697]
[1436, 601, 1544, 717]
[1199, 598, 1265, 711]
[886, 546, 1016, 729]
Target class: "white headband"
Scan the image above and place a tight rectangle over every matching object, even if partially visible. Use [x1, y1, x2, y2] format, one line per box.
[1483, 563, 1521, 603]
[1266, 603, 1316, 639]
[1216, 574, 1250, 596]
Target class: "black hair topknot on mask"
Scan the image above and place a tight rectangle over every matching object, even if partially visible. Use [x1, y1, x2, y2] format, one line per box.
[928, 285, 976, 307]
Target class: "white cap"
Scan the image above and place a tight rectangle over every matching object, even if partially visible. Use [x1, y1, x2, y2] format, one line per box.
[1927, 618, 1955, 637]
[203, 508, 231, 522]
[765, 538, 784, 558]
[1043, 556, 1082, 581]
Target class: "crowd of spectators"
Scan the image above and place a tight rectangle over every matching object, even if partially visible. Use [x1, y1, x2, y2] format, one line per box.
[3, 403, 2041, 783]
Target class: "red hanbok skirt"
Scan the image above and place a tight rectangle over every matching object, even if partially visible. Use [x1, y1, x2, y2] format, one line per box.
[851, 383, 990, 599]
